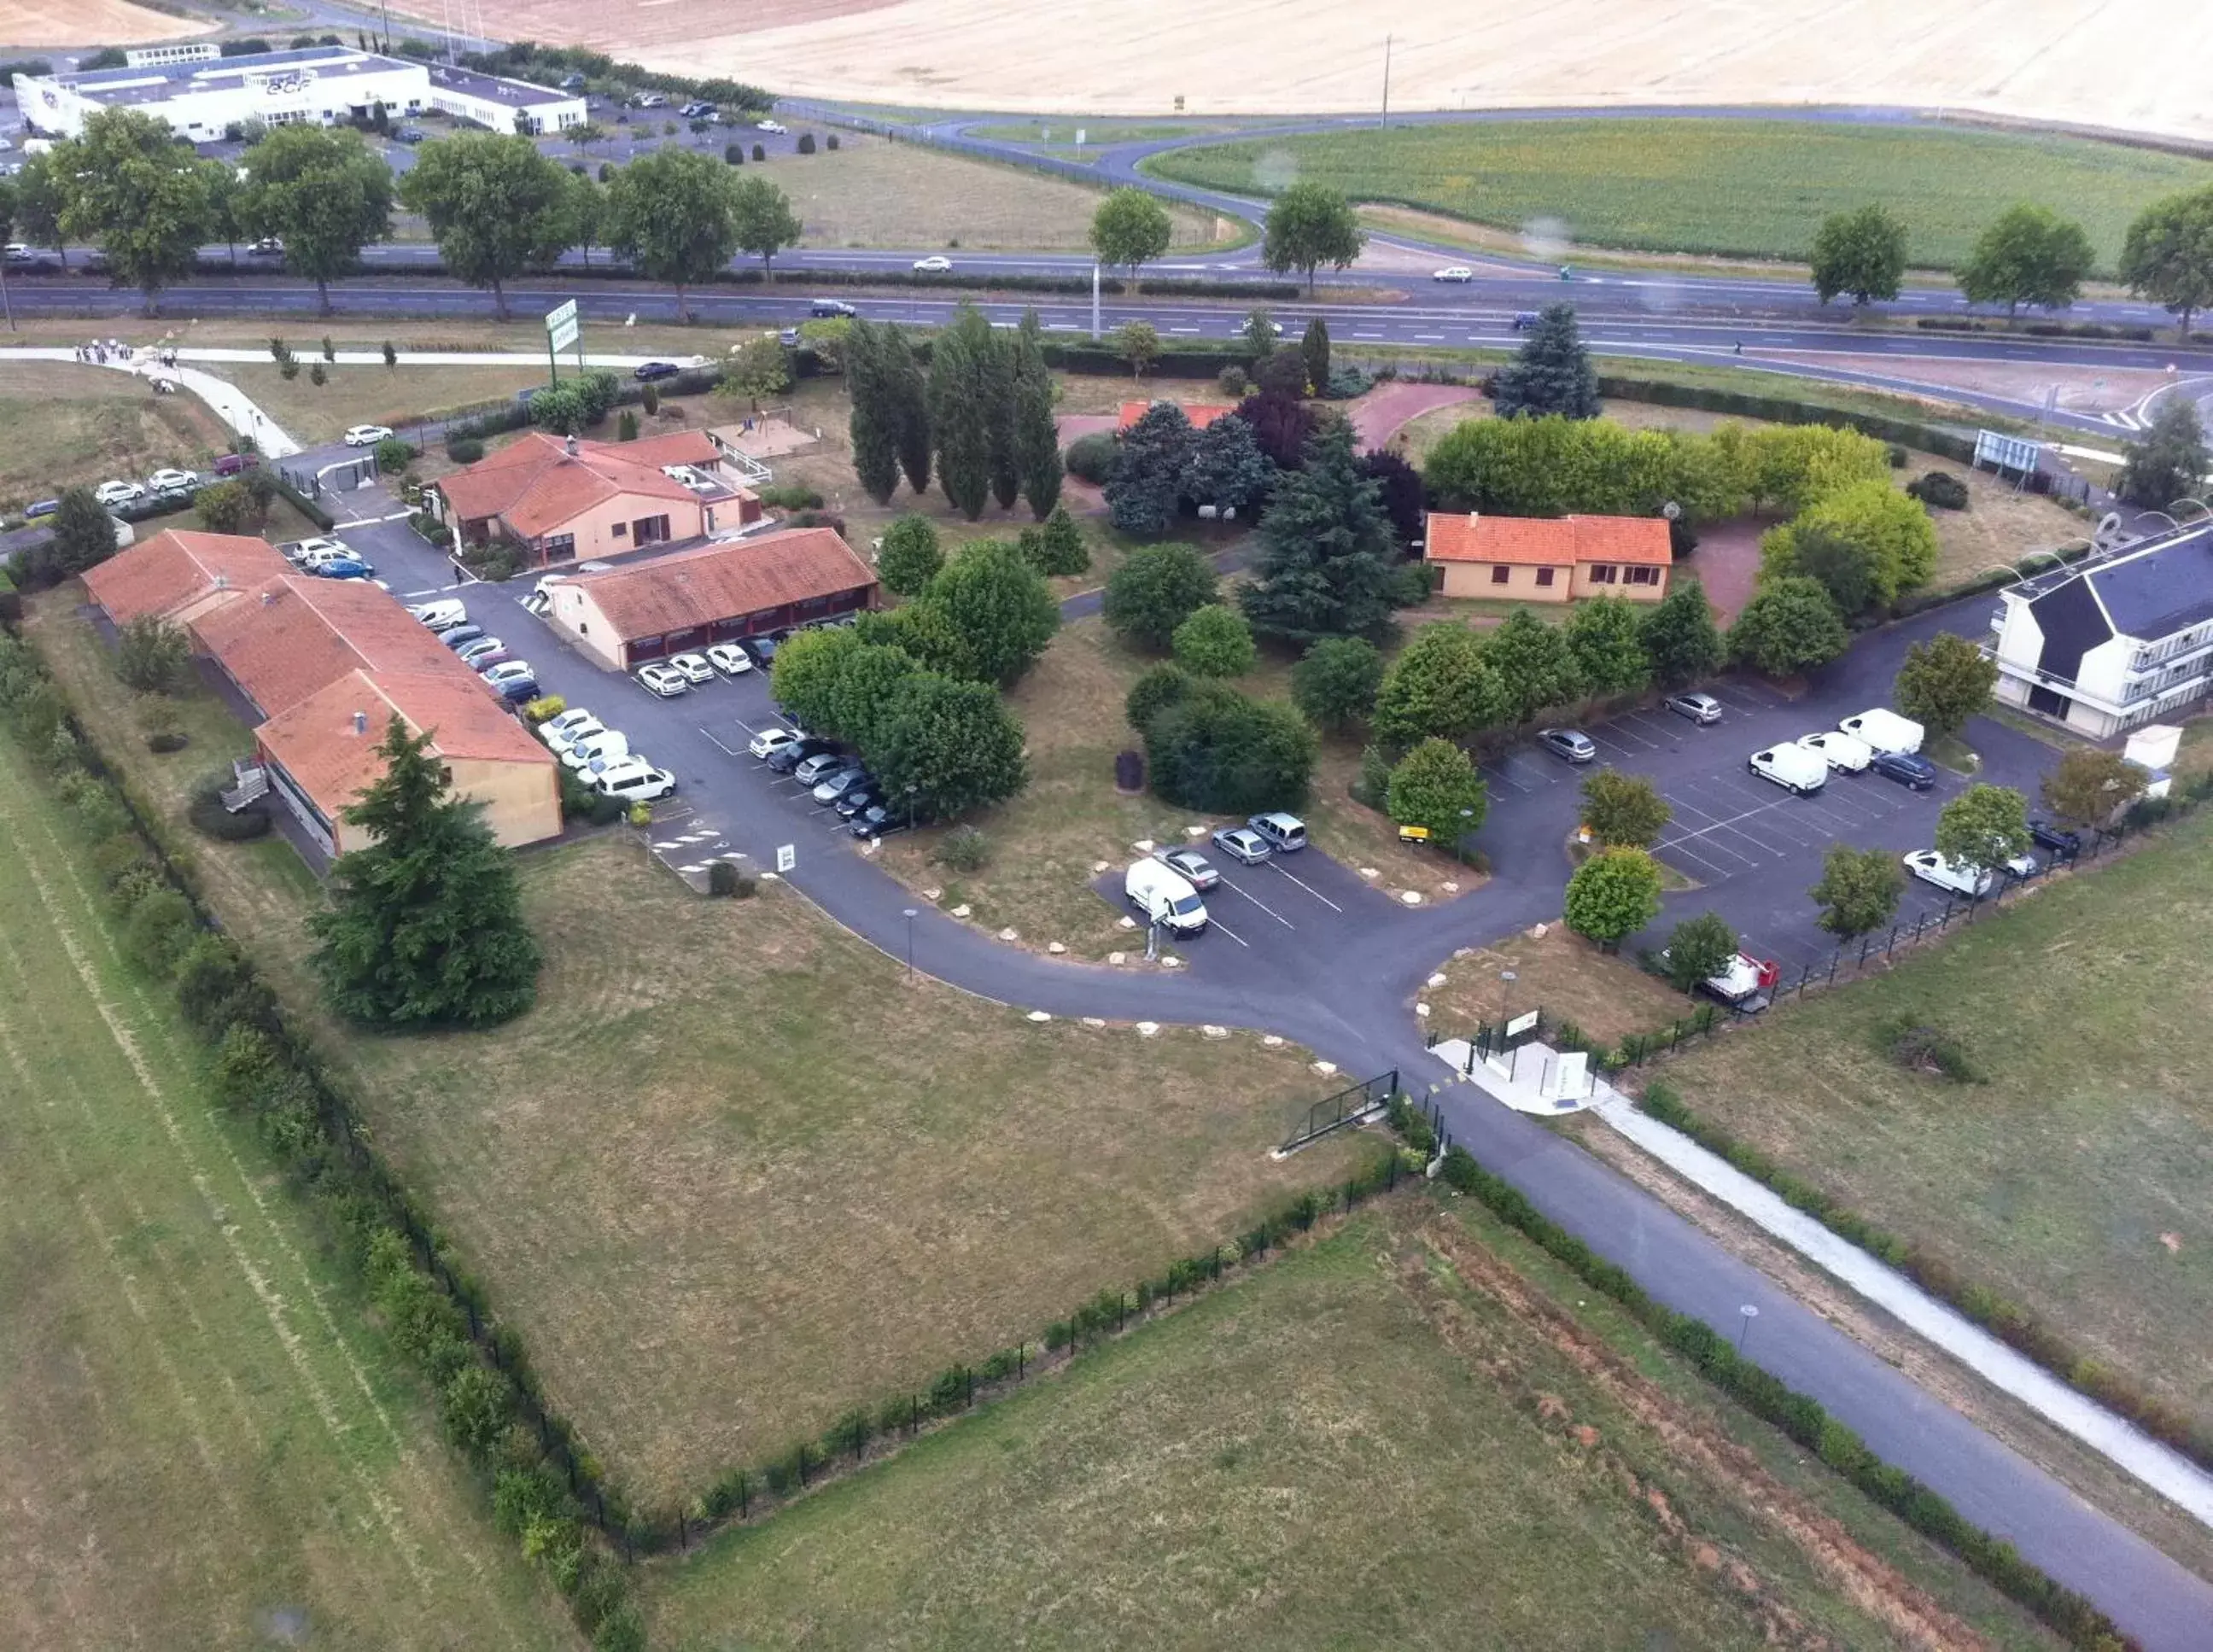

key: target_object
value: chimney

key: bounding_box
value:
[564,435,580,458]
[260,589,276,605]
[352,709,367,735]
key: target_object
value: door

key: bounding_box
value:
[2027,684,2069,718]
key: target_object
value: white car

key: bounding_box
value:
[667,651,716,685]
[563,731,630,772]
[538,709,601,753]
[1903,849,1995,900]
[756,119,786,134]
[454,636,505,665]
[912,254,952,272]
[3,242,32,262]
[94,479,144,506]
[594,758,676,802]
[636,662,691,698]
[480,660,535,689]
[342,423,394,447]
[1432,266,1474,283]
[409,598,467,629]
[290,535,353,565]
[1796,730,1871,773]
[145,467,199,491]
[705,642,753,676]
[749,727,799,761]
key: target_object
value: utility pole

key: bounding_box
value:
[1381,34,1392,128]
[1091,262,1101,342]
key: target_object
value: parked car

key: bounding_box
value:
[248,236,283,256]
[342,423,394,447]
[563,730,631,772]
[634,92,669,108]
[832,782,881,818]
[1431,266,1474,283]
[1868,749,1937,791]
[539,709,601,753]
[756,118,786,133]
[409,598,467,628]
[145,467,199,492]
[480,662,537,691]
[3,242,33,263]
[454,635,505,664]
[1538,727,1597,763]
[394,126,427,143]
[94,479,144,506]
[1511,311,1540,330]
[811,766,870,805]
[742,633,783,668]
[634,360,681,381]
[1838,707,1924,756]
[1211,825,1272,866]
[809,298,857,319]
[22,497,59,522]
[289,534,353,564]
[766,736,837,774]
[1663,691,1723,725]
[493,676,540,705]
[912,254,953,272]
[635,662,690,698]
[667,651,716,685]
[1903,849,1996,900]
[793,750,853,787]
[317,558,377,581]
[705,642,753,676]
[2029,818,2082,858]
[1796,729,1871,773]
[437,623,487,651]
[1124,858,1207,935]
[1247,811,1307,852]
[1153,847,1219,890]
[213,452,260,477]
[848,803,908,839]
[463,647,517,672]
[749,727,800,761]
[595,759,677,803]
[1747,743,1827,796]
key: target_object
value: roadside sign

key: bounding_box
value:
[1506,1009,1540,1037]
[1974,428,2042,475]
[546,298,579,352]
[775,843,796,873]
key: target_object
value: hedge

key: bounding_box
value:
[272,470,336,532]
[1915,317,2156,343]
[1593,374,1981,463]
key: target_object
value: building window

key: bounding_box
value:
[1490,565,1510,585]
[543,533,575,563]
[1625,565,1659,586]
[610,521,627,538]
[1588,564,1616,584]
[1534,567,1556,587]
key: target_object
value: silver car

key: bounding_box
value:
[1664,692,1724,725]
[1538,727,1597,763]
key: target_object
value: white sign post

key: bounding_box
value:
[1974,428,2042,481]
[545,299,581,381]
[775,843,796,873]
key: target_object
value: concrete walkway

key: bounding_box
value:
[2,346,304,459]
[1591,1092,2213,1528]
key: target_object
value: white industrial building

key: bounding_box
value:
[17,46,584,143]
[1986,519,2213,738]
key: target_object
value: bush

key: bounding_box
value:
[934,824,990,871]
[707,860,754,897]
[1102,541,1216,651]
[724,142,744,164]
[187,774,273,842]
[1215,364,1250,398]
[1171,604,1256,678]
[759,482,825,510]
[1064,430,1119,484]
[1880,1016,1986,1083]
[1143,682,1316,814]
[752,143,766,161]
[797,131,816,154]
[1906,470,1971,510]
[147,731,190,754]
[1124,661,1194,731]
[445,435,485,463]
[1323,365,1374,399]
[373,436,417,474]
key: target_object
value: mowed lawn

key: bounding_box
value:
[646,1208,2063,1650]
[1659,809,2213,1440]
[213,362,553,445]
[1146,119,2213,270]
[0,361,233,508]
[0,746,575,1649]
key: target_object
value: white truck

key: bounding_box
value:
[1702,952,1779,1012]
[1124,858,1208,937]
[1747,741,1828,795]
[1839,708,1924,755]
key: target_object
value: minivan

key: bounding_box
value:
[563,730,630,772]
[213,452,260,477]
[1124,858,1208,936]
[1247,812,1306,853]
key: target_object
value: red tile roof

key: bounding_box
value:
[256,668,552,820]
[1118,400,1236,431]
[80,529,294,625]
[1424,512,1673,569]
[435,431,705,541]
[190,575,470,716]
[571,527,878,641]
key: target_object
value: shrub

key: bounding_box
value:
[797,131,816,154]
[724,142,744,164]
[1291,635,1383,731]
[616,409,639,441]
[1906,470,1971,510]
[826,132,840,150]
[114,616,192,695]
[1064,430,1119,484]
[1143,682,1316,814]
[445,435,485,463]
[1101,541,1216,651]
[753,143,766,161]
[1880,1016,1986,1083]
[1124,661,1194,731]
[187,779,273,842]
[707,860,743,896]
[1171,604,1257,678]
[373,436,416,474]
[934,824,990,871]
[308,363,328,387]
[520,694,566,724]
[1323,365,1374,399]
[1886,443,1909,467]
[148,731,190,754]
[1215,364,1250,398]
[760,482,825,510]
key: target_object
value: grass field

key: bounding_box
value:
[213,361,554,444]
[1424,921,1695,1048]
[0,734,575,1649]
[1145,120,2213,271]
[645,1204,2064,1650]
[0,0,206,44]
[0,362,233,510]
[1657,808,2213,1446]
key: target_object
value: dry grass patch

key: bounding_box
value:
[210,362,555,444]
[0,362,233,506]
[1919,466,2091,593]
[1423,923,1693,1047]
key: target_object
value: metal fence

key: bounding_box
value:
[1282,1067,1398,1153]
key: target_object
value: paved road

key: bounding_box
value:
[296,487,2213,1645]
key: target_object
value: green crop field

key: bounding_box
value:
[0,736,575,1649]
[1144,119,2213,271]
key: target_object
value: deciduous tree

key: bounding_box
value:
[605,146,744,321]
[768,624,861,735]
[885,325,932,494]
[1113,318,1160,380]
[921,536,1059,686]
[1936,783,2032,878]
[1171,603,1257,677]
[1088,186,1171,282]
[1142,682,1317,814]
[712,334,791,411]
[930,302,996,518]
[1809,204,1907,306]
[1239,423,1397,643]
[1492,301,1598,419]
[874,513,942,595]
[1101,540,1215,650]
[1759,479,1939,611]
[2040,747,2151,830]
[1579,769,1671,848]
[1483,607,1585,723]
[1638,577,1725,687]
[1894,632,1998,737]
[1261,182,1364,294]
[1809,844,1905,938]
[1959,203,2095,320]
[865,673,1028,820]
[1387,737,1488,844]
[845,318,901,504]
[2119,184,2213,338]
[55,108,210,313]
[1011,308,1062,518]
[1563,595,1651,698]
[399,132,572,320]
[1290,635,1383,731]
[1728,576,1848,677]
[236,124,394,314]
[1663,911,1736,992]
[2117,399,2209,510]
[1371,622,1503,751]
[1563,848,1662,950]
[728,172,801,278]
[114,616,190,694]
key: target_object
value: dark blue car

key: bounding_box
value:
[1869,749,1937,791]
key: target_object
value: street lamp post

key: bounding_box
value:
[902,908,918,977]
[1737,1303,1760,1352]
[905,782,919,834]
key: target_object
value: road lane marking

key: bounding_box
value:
[1268,861,1343,911]
[1207,916,1250,948]
[1217,879,1294,928]
[696,725,742,756]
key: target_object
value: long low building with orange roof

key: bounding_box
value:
[1422,511,1673,604]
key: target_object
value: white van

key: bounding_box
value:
[1838,708,1924,755]
[1747,743,1828,795]
[563,730,630,772]
[1796,729,1871,773]
[1124,858,1208,936]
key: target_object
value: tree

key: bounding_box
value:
[875,514,942,596]
[1142,682,1317,814]
[1579,769,1671,848]
[1483,607,1585,724]
[1105,400,1194,537]
[1112,318,1160,381]
[1171,604,1256,677]
[2040,747,2151,831]
[1936,783,2031,879]
[767,624,861,735]
[845,318,900,504]
[1241,306,1279,364]
[727,172,801,281]
[606,147,743,322]
[1564,595,1651,698]
[1639,577,1725,689]
[1809,844,1905,939]
[399,133,573,320]
[1018,505,1089,576]
[200,156,242,264]
[1235,386,1317,471]
[1958,203,2095,321]
[1125,661,1194,733]
[1357,447,1424,546]
[48,487,118,575]
[1299,318,1331,396]
[15,150,67,266]
[1010,308,1061,518]
[1181,411,1275,517]
[1089,186,1171,282]
[929,303,996,519]
[921,537,1059,686]
[712,334,790,411]
[1809,204,1907,306]
[1894,632,1998,737]
[1663,911,1736,993]
[1371,622,1503,751]
[1777,523,1878,619]
[1728,577,1849,677]
[565,169,607,267]
[832,643,922,756]
[193,477,257,533]
[1492,301,1598,419]
[1562,848,1662,950]
[885,326,933,496]
[2116,399,2209,510]
[307,717,541,1028]
[1238,423,1397,644]
[1261,182,1364,294]
[1102,541,1216,651]
[236,124,394,314]
[1291,636,1383,731]
[2118,184,2213,338]
[865,674,1028,820]
[114,616,190,693]
[1758,479,1938,611]
[55,108,210,313]
[1387,738,1488,844]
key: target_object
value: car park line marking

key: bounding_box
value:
[1217,879,1295,929]
[1480,764,1530,794]
[1654,797,1801,855]
[1660,840,1737,880]
[696,726,743,756]
[1616,710,1683,742]
[1268,862,1343,912]
[1208,916,1250,948]
[1591,721,1661,752]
